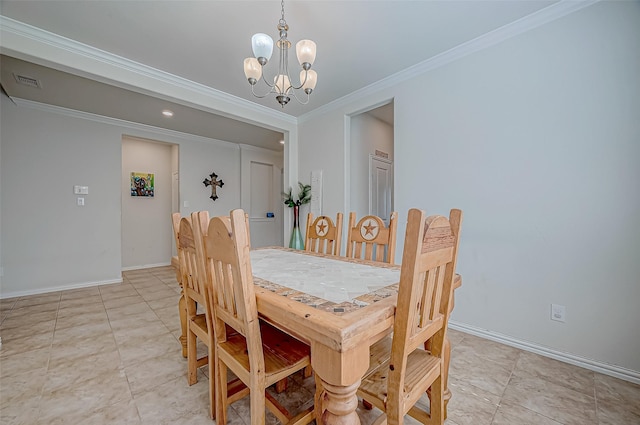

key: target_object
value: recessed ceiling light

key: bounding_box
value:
[162,109,174,117]
[279,140,285,145]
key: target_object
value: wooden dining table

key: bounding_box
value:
[248,246,462,425]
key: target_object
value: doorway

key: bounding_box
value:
[121,136,176,270]
[348,101,394,220]
[240,146,284,248]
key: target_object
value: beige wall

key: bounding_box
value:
[1,96,123,294]
[297,2,640,376]
[0,98,254,297]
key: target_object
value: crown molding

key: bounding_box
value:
[12,98,245,150]
[298,0,600,123]
[0,15,297,127]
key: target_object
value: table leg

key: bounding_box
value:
[320,380,361,425]
[312,342,369,425]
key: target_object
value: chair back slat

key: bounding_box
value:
[346,212,398,264]
[304,213,343,256]
[179,217,206,306]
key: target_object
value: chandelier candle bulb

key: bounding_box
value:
[243,58,262,84]
[244,0,317,107]
[300,70,317,93]
[296,40,316,67]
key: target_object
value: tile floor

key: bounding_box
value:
[1,266,639,425]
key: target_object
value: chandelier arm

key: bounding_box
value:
[289,88,311,105]
[258,69,277,89]
[288,69,309,91]
[250,83,277,99]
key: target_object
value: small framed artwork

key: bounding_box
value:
[131,172,154,197]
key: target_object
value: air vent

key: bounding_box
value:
[13,73,42,89]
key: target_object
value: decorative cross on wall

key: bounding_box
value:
[203,172,224,201]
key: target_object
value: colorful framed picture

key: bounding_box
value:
[131,172,154,197]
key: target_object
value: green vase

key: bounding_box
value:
[289,206,304,250]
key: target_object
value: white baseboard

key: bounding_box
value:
[0,277,123,299]
[121,262,171,272]
[449,320,640,385]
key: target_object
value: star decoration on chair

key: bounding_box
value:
[203,172,224,201]
[361,220,379,241]
[316,218,329,236]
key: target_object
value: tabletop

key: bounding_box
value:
[251,247,401,312]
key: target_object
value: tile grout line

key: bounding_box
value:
[98,273,146,424]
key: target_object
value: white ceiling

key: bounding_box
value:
[0,0,559,148]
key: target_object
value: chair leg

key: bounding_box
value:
[250,386,267,425]
[303,364,312,378]
[429,374,444,424]
[386,396,403,425]
[275,377,288,393]
[186,323,198,385]
[216,357,228,425]
[207,343,216,420]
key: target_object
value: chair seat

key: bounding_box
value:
[218,322,310,387]
[361,351,441,400]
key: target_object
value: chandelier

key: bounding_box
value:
[243,0,317,108]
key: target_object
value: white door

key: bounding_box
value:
[240,147,284,248]
[369,155,393,225]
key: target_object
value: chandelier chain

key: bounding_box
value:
[279,0,286,27]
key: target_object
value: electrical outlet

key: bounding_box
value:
[551,304,566,322]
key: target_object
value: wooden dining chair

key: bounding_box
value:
[304,212,343,256]
[204,209,315,425]
[345,212,398,264]
[178,211,217,419]
[356,208,463,425]
[172,212,188,358]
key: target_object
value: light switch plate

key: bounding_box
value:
[551,304,566,322]
[74,185,89,195]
